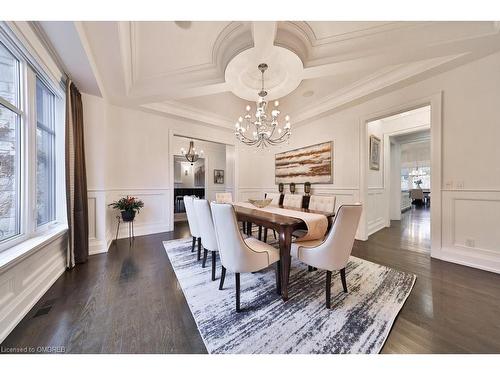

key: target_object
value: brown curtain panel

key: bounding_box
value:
[65,80,89,268]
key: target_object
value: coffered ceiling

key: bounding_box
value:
[45,21,500,129]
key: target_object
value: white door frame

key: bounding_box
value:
[168,129,237,231]
[358,92,442,258]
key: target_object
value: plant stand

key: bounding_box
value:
[115,215,135,245]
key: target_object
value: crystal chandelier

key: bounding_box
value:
[181,140,203,165]
[235,63,291,148]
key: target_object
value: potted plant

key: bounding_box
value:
[109,196,144,222]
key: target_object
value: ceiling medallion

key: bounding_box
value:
[181,140,204,165]
[235,63,291,148]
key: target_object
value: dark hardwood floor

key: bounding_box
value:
[2,206,500,353]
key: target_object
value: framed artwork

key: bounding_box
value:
[275,141,333,184]
[214,169,224,184]
[369,135,381,170]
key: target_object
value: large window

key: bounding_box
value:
[36,79,56,226]
[0,42,21,242]
[0,34,63,252]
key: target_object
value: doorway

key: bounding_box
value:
[170,134,235,231]
[364,104,433,253]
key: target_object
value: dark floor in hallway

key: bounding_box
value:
[2,207,500,353]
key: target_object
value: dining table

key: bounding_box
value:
[233,203,335,302]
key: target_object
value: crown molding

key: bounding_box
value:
[291,53,468,126]
[141,100,234,129]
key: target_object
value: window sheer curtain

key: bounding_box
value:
[65,80,88,268]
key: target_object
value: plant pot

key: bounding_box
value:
[121,210,136,222]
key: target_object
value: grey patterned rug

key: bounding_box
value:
[163,237,416,354]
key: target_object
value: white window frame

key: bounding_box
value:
[0,33,65,254]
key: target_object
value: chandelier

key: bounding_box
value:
[181,140,203,165]
[235,63,291,148]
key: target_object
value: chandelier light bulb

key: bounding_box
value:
[246,105,251,112]
[285,115,290,121]
[274,100,279,107]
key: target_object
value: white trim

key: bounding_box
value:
[358,93,443,260]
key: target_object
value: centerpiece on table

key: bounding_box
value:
[109,196,144,222]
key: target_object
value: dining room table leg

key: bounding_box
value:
[278,226,293,301]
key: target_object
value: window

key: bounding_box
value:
[0,32,64,253]
[401,166,431,190]
[36,79,56,226]
[0,42,21,242]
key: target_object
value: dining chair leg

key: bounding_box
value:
[308,265,314,272]
[326,270,332,309]
[263,228,268,243]
[211,251,216,281]
[273,230,277,239]
[258,226,262,240]
[340,268,348,293]
[197,238,201,261]
[202,248,208,268]
[275,261,282,295]
[219,266,226,290]
[235,273,241,312]
[191,236,196,253]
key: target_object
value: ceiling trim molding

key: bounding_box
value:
[291,53,468,126]
[141,100,234,129]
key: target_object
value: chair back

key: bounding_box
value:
[410,189,424,200]
[193,199,218,252]
[216,192,233,204]
[300,205,362,271]
[265,192,281,205]
[210,202,269,273]
[183,196,200,237]
[283,194,303,208]
[308,195,336,213]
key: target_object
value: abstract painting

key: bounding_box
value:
[275,141,333,184]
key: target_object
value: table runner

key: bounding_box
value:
[234,202,328,241]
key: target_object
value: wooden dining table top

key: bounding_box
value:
[233,203,335,228]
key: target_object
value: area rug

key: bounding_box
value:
[163,238,416,354]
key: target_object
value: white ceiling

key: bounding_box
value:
[42,21,500,129]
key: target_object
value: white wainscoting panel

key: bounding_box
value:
[367,188,386,236]
[88,190,109,255]
[439,190,500,273]
[106,189,172,241]
[0,232,67,343]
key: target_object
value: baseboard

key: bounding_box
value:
[434,246,500,274]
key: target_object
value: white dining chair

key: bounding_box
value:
[308,195,336,213]
[293,195,337,238]
[216,192,233,203]
[290,204,362,309]
[194,199,220,281]
[260,192,282,241]
[210,202,281,312]
[183,196,202,260]
[265,192,281,205]
[283,194,303,208]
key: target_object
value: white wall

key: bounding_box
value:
[83,96,236,254]
[239,50,500,273]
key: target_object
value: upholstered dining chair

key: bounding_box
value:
[308,195,336,213]
[265,192,281,205]
[183,196,202,260]
[210,202,281,312]
[283,194,303,208]
[194,199,219,281]
[216,192,233,204]
[260,192,282,242]
[290,204,362,309]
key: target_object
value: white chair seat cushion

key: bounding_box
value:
[291,238,325,258]
[244,237,280,265]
